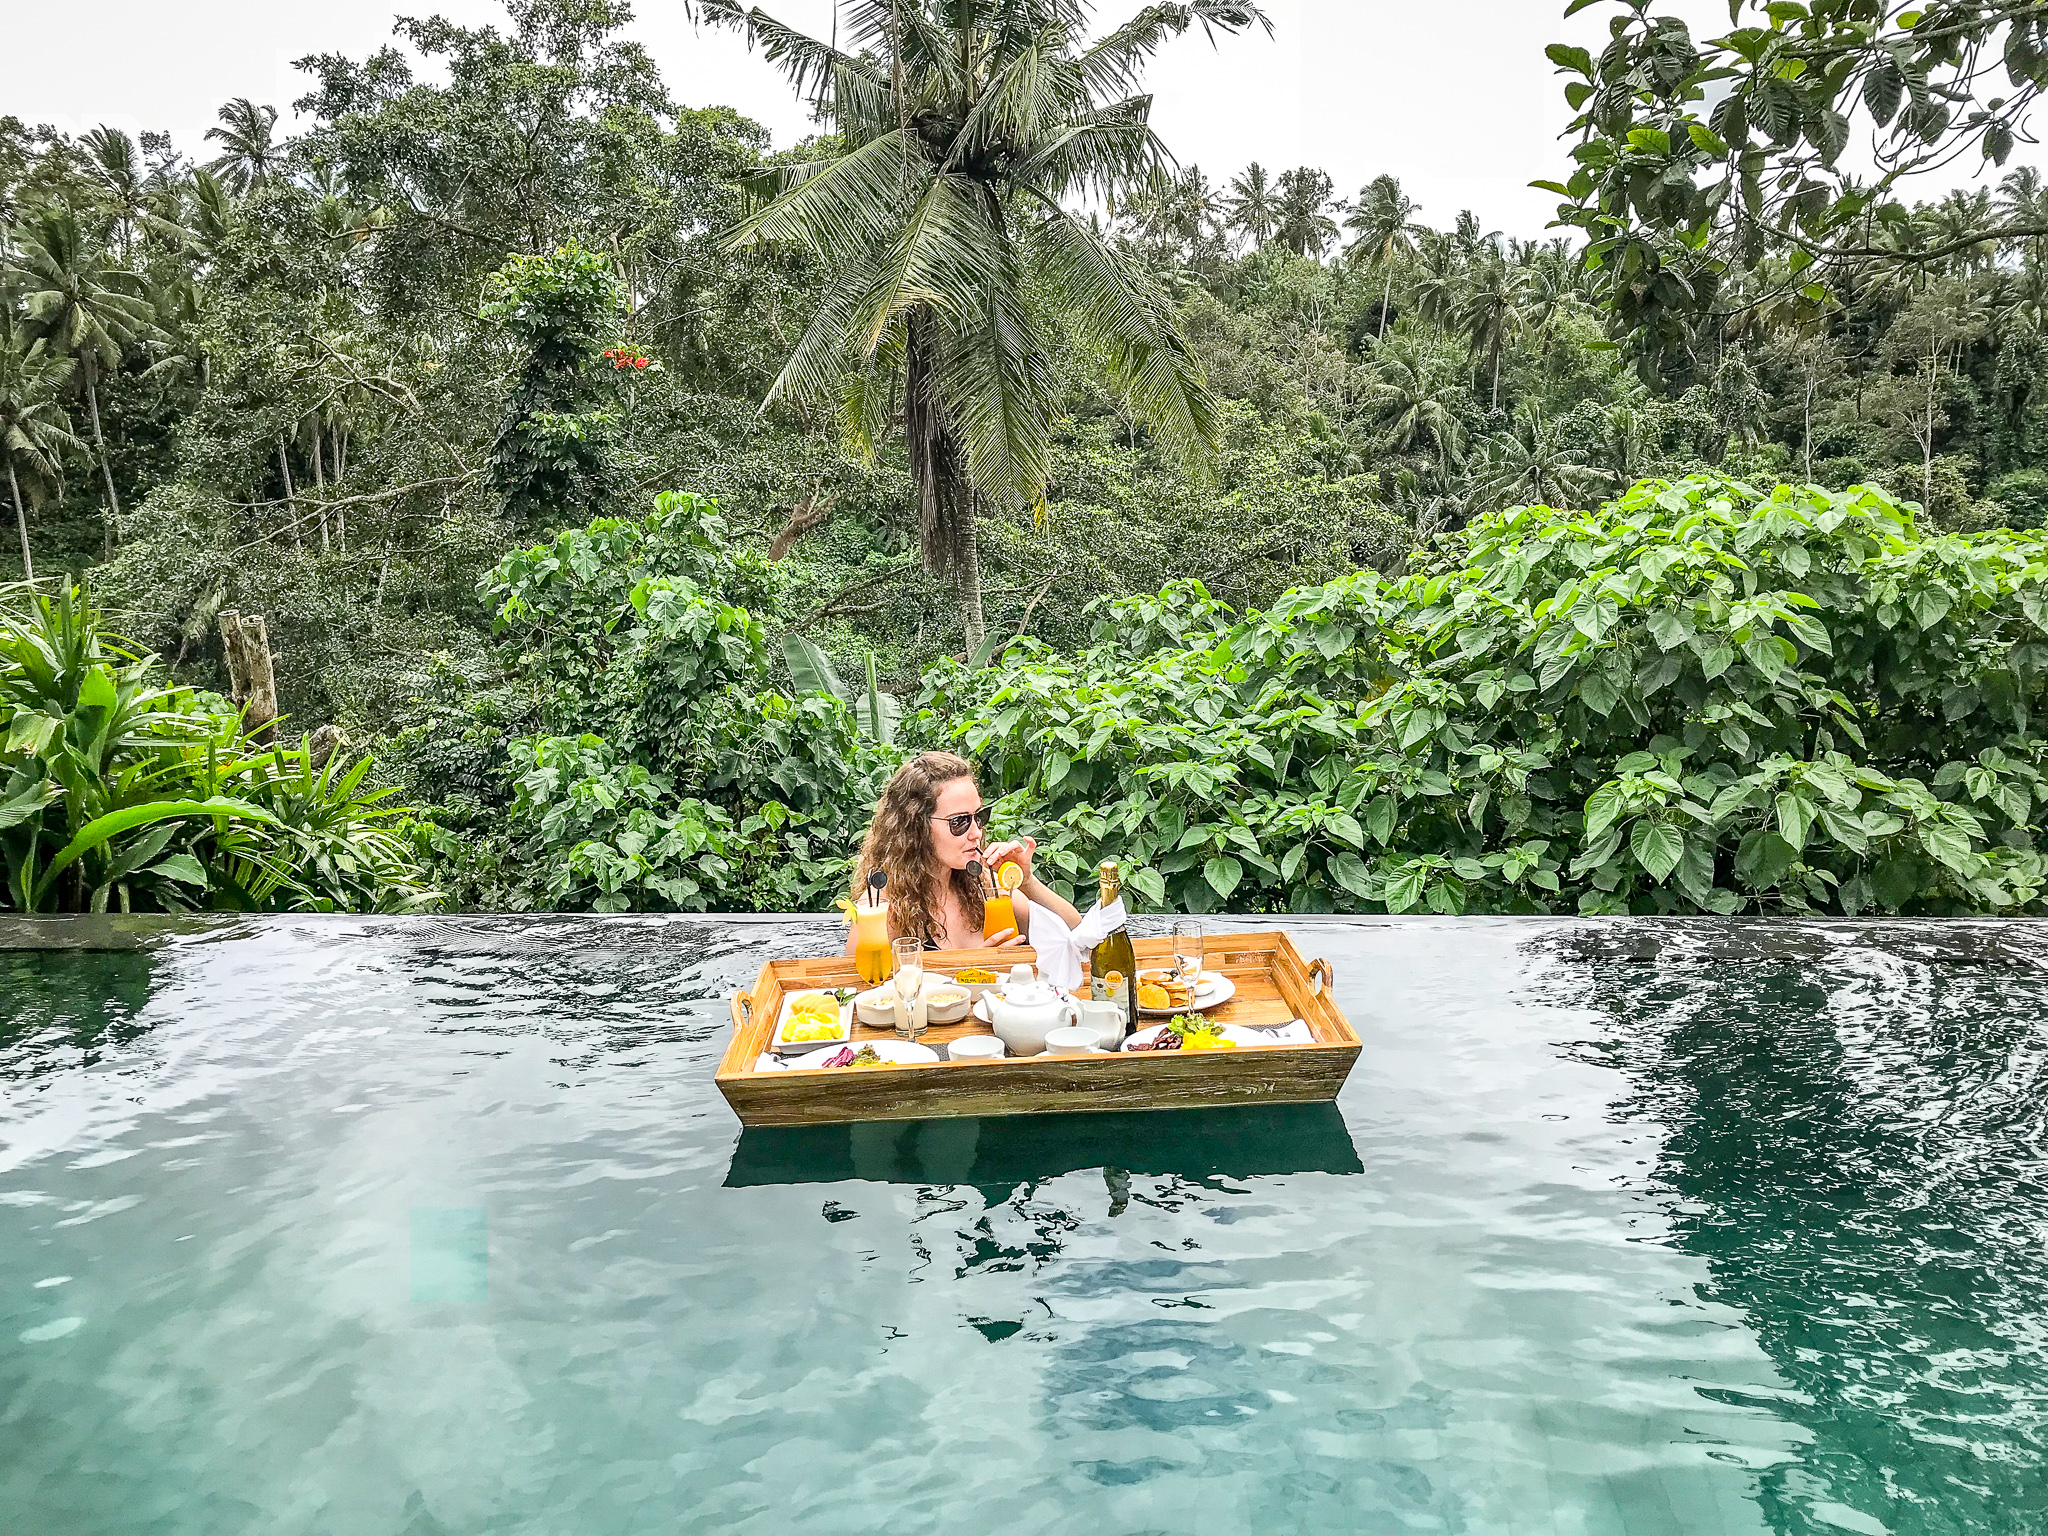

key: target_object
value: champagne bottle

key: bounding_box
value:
[1089,860,1139,1041]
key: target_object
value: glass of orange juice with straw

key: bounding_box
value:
[853,902,895,984]
[982,858,1026,943]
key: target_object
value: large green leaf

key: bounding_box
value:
[1630,820,1684,882]
[32,797,277,909]
[861,654,901,747]
[1203,853,1243,900]
[1329,850,1374,899]
[781,634,850,702]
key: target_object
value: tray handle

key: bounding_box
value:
[735,989,755,1028]
[1308,958,1334,997]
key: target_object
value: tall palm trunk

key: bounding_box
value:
[332,427,347,553]
[1803,372,1816,483]
[1379,263,1394,340]
[310,422,331,554]
[278,438,303,551]
[905,309,985,651]
[1922,363,1936,511]
[7,461,32,581]
[82,359,119,556]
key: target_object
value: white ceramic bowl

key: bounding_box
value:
[946,969,1005,999]
[1043,1025,1103,1056]
[853,985,898,1029]
[924,986,972,1025]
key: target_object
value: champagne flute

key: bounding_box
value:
[891,936,926,1040]
[1170,920,1204,998]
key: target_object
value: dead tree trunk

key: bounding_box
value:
[308,723,347,772]
[767,484,840,560]
[218,609,279,735]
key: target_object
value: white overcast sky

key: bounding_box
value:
[6,0,2035,238]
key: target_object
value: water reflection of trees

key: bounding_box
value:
[396,914,785,1065]
[0,945,161,1084]
[1547,923,2048,1536]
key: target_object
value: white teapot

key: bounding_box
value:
[982,964,1077,1057]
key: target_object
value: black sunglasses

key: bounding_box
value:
[931,805,995,838]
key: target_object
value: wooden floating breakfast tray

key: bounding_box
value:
[716,930,1359,1127]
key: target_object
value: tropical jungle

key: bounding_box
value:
[8,0,2048,919]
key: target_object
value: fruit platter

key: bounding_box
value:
[716,930,1359,1127]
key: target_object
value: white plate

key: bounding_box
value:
[782,1040,942,1070]
[1124,1020,1274,1051]
[773,991,855,1053]
[1136,973,1236,1016]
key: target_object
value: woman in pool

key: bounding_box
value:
[845,750,1082,953]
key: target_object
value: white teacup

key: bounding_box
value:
[1043,1025,1101,1056]
[947,1035,1007,1062]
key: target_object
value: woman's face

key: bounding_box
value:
[929,776,986,872]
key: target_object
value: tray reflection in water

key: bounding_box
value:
[724,1101,1363,1189]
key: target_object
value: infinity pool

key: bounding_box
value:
[2,916,2043,1535]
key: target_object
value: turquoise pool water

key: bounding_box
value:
[1,916,2042,1535]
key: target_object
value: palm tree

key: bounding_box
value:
[81,126,152,259]
[700,0,1268,647]
[1457,249,1530,409]
[1997,166,2048,264]
[1167,165,1223,264]
[1519,244,1585,355]
[180,168,239,264]
[1222,162,1279,251]
[1342,174,1421,339]
[1407,228,1463,330]
[0,316,84,580]
[1589,390,1655,488]
[205,99,282,193]
[1363,337,1467,477]
[1273,166,1337,258]
[1117,163,1216,266]
[1468,404,1604,512]
[8,209,157,543]
[1451,209,1498,262]
[1929,188,1997,273]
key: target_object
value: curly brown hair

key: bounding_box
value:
[852,751,987,947]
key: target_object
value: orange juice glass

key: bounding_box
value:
[982,859,1026,942]
[982,889,1019,943]
[854,904,896,984]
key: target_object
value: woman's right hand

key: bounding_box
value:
[982,837,1037,888]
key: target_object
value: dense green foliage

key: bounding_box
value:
[1548,1,2048,357]
[0,583,429,911]
[932,473,2048,916]
[405,491,895,911]
[9,0,2048,915]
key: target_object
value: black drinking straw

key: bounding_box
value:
[867,869,887,909]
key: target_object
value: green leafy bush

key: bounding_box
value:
[926,475,2048,917]
[479,242,629,527]
[419,493,894,912]
[0,583,430,912]
[1985,468,2048,529]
